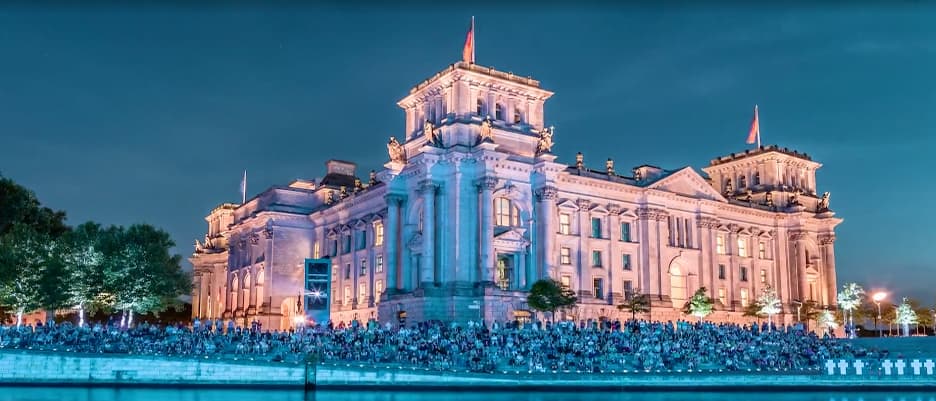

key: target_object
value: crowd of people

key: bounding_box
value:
[0,318,887,374]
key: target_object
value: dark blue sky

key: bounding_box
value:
[1,5,933,304]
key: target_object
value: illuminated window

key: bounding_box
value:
[344,286,351,305]
[592,250,603,267]
[375,255,384,273]
[622,254,632,270]
[375,280,384,302]
[716,235,726,254]
[359,284,367,304]
[560,275,571,289]
[740,288,749,307]
[495,103,504,121]
[737,237,747,257]
[621,222,632,242]
[758,241,766,259]
[593,278,604,299]
[494,198,520,227]
[559,213,571,235]
[374,222,384,246]
[718,287,727,305]
[313,242,321,259]
[560,247,572,265]
[760,269,767,284]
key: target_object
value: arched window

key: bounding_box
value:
[476,98,484,116]
[494,198,520,227]
[495,103,504,121]
[231,276,240,310]
[255,270,265,310]
[738,175,747,189]
[753,172,761,186]
[513,108,522,124]
[242,274,251,308]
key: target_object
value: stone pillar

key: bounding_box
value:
[576,199,592,297]
[192,274,202,319]
[478,176,497,285]
[792,232,808,302]
[535,186,558,279]
[385,194,402,292]
[820,234,837,306]
[419,180,437,287]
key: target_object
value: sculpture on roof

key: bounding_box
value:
[354,178,364,193]
[387,136,406,163]
[606,158,615,176]
[369,170,378,186]
[424,120,440,146]
[325,190,336,205]
[633,168,642,182]
[788,189,802,207]
[479,117,494,143]
[743,189,753,203]
[194,239,204,253]
[339,186,349,199]
[536,126,554,155]
[765,191,774,207]
[818,191,831,212]
[575,151,584,170]
[204,234,213,249]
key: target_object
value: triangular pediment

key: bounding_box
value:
[646,167,726,202]
[494,228,526,242]
[557,199,579,210]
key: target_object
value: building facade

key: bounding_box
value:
[190,60,842,330]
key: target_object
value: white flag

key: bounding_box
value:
[240,170,247,204]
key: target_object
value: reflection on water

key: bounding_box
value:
[0,389,933,401]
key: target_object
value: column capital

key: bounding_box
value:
[637,206,668,221]
[789,230,809,241]
[475,176,498,192]
[818,233,836,245]
[696,216,719,228]
[575,198,592,210]
[385,193,406,205]
[534,185,558,201]
[417,179,438,194]
[607,203,623,215]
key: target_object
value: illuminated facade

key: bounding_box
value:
[190,60,842,329]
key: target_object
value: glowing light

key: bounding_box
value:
[872,292,887,302]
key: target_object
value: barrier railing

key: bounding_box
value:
[824,359,935,377]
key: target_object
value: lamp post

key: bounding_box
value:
[872,292,887,338]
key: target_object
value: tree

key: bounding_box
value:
[617,289,651,321]
[101,224,190,327]
[795,300,821,331]
[0,174,68,238]
[0,224,47,326]
[756,285,782,331]
[743,301,766,324]
[894,297,918,337]
[61,223,106,327]
[683,287,714,321]
[817,309,838,336]
[837,283,864,338]
[527,279,577,322]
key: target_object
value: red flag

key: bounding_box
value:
[462,18,474,64]
[746,105,760,145]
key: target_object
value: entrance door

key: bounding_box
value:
[669,264,687,308]
[496,255,512,290]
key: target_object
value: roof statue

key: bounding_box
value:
[479,116,494,143]
[536,126,554,155]
[818,191,831,212]
[387,136,406,163]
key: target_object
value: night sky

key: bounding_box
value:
[1,4,933,303]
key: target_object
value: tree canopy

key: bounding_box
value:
[683,287,714,321]
[527,279,577,321]
[617,289,651,321]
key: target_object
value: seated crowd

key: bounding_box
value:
[0,318,886,373]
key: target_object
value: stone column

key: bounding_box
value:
[478,177,497,285]
[576,199,592,297]
[535,185,558,279]
[820,234,837,306]
[192,274,202,319]
[385,194,402,292]
[419,180,437,287]
[792,232,809,302]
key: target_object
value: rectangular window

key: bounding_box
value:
[343,286,351,305]
[375,255,384,273]
[375,280,384,302]
[330,239,338,256]
[359,284,367,304]
[737,237,747,257]
[668,216,675,245]
[560,247,572,265]
[620,222,631,242]
[356,230,366,250]
[359,258,367,276]
[344,263,351,280]
[716,235,726,255]
[591,217,602,238]
[560,275,571,289]
[758,241,766,259]
[592,250,603,267]
[343,235,352,254]
[718,264,726,280]
[623,280,633,299]
[374,222,384,246]
[760,269,767,284]
[622,254,632,271]
[313,242,321,259]
[684,218,692,248]
[559,213,571,235]
[740,288,749,307]
[718,287,727,305]
[593,277,604,299]
[495,198,513,227]
[740,266,748,282]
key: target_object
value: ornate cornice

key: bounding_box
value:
[418,179,438,194]
[637,207,668,221]
[607,203,623,215]
[475,176,499,192]
[789,230,809,241]
[818,233,836,245]
[696,216,719,229]
[576,198,592,210]
[534,186,558,201]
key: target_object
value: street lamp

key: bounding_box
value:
[872,292,887,338]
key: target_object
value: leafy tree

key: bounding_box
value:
[61,223,106,326]
[817,309,838,336]
[683,287,714,321]
[794,300,821,331]
[527,279,577,322]
[756,285,782,331]
[617,288,651,321]
[0,174,68,238]
[0,224,47,326]
[895,297,918,337]
[837,283,865,337]
[743,301,766,323]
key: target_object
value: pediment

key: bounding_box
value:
[646,167,726,202]
[494,228,528,242]
[557,199,579,210]
[590,205,609,215]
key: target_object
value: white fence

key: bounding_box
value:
[824,359,936,377]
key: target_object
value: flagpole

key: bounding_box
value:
[471,16,475,63]
[756,105,761,149]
